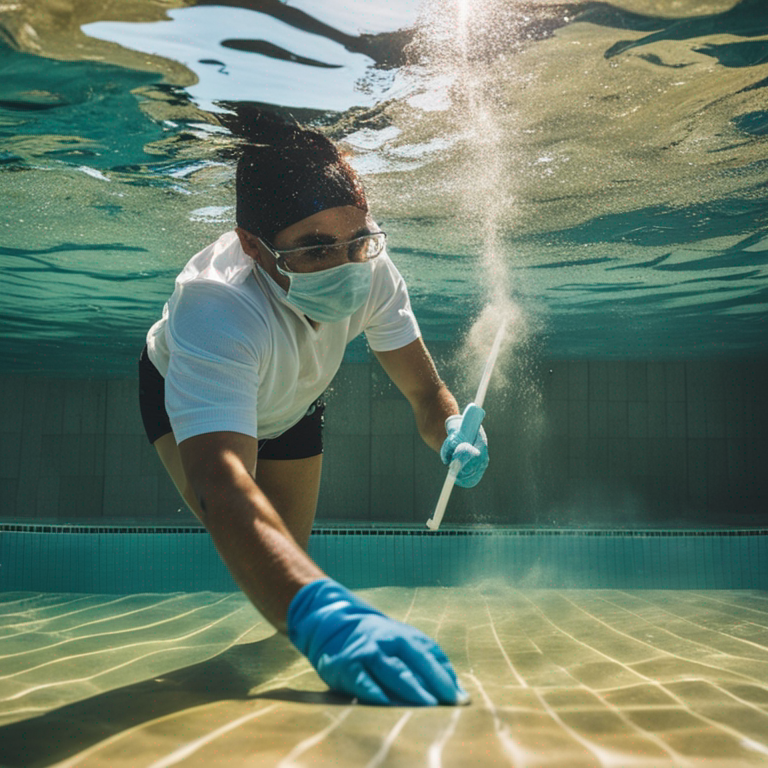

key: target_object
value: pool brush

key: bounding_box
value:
[426,318,507,531]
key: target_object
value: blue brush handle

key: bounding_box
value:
[460,402,485,442]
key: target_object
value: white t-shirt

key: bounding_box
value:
[146,230,420,443]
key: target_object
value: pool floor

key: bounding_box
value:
[1,586,767,767]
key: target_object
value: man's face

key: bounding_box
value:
[238,205,377,292]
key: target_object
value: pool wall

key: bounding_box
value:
[0,351,767,528]
[2,524,766,592]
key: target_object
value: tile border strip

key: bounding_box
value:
[1,523,766,537]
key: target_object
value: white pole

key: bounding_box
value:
[426,318,507,530]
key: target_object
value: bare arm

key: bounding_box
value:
[178,431,325,633]
[374,337,459,453]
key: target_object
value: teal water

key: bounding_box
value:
[1,0,767,376]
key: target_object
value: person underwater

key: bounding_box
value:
[138,110,489,705]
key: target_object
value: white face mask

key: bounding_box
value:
[275,259,374,324]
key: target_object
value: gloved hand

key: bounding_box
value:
[440,403,489,488]
[288,578,469,706]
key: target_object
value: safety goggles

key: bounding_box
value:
[264,232,387,273]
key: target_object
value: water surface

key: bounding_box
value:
[1,0,767,376]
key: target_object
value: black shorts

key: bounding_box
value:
[138,345,325,459]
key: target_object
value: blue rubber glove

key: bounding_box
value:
[440,403,489,488]
[288,578,469,706]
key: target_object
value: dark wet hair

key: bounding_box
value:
[218,108,367,243]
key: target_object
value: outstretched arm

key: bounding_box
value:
[178,430,324,632]
[375,337,490,489]
[179,428,468,705]
[373,337,459,452]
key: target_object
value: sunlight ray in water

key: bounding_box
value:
[0,593,241,660]
[274,707,355,768]
[427,706,463,768]
[145,703,283,768]
[464,671,535,766]
[362,710,413,768]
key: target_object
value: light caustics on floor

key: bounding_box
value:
[1,587,768,767]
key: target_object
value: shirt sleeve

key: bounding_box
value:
[363,253,421,352]
[163,281,268,443]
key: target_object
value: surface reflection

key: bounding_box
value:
[0,0,767,374]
